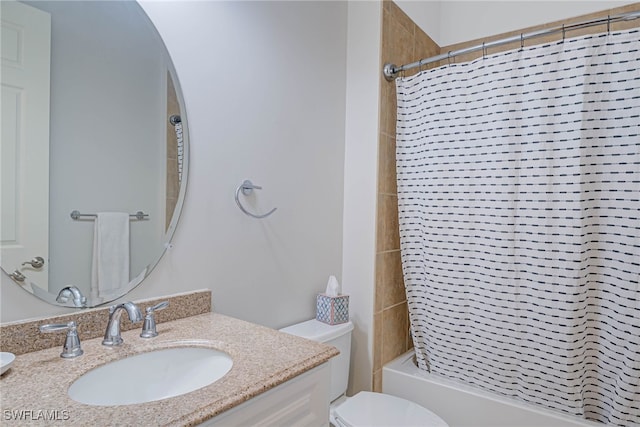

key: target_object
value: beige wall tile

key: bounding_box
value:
[372,1,441,383]
[381,302,408,364]
[166,73,181,231]
[376,250,405,313]
[379,77,391,136]
[376,194,400,253]
[373,368,383,393]
[373,311,382,372]
[385,0,415,36]
[379,250,405,309]
[382,5,415,75]
[375,253,383,313]
[378,133,397,195]
[414,26,441,71]
[379,79,397,137]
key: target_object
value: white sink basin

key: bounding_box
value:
[68,347,233,406]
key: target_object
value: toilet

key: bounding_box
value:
[280,319,449,427]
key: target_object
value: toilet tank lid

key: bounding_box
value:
[279,319,354,343]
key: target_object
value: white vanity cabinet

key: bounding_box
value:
[201,362,330,427]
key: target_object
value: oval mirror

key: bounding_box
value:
[0,0,188,308]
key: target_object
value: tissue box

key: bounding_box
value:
[316,293,349,325]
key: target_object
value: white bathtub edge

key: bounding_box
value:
[382,350,602,427]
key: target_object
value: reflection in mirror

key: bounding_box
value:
[0,1,188,308]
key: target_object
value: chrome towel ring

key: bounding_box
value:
[235,180,277,219]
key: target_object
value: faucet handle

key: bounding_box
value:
[140,301,169,338]
[147,301,169,314]
[39,321,83,358]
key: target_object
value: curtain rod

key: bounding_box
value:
[383,10,640,81]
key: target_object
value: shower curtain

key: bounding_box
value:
[395,28,639,425]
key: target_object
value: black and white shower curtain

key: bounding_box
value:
[395,28,639,425]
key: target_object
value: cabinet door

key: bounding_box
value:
[203,363,330,427]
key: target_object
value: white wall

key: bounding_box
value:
[397,1,636,47]
[342,0,382,395]
[1,1,348,328]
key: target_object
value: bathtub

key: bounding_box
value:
[382,351,603,427]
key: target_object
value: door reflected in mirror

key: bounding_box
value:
[0,0,188,308]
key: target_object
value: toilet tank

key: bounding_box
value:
[280,319,353,402]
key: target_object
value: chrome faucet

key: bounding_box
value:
[56,286,86,307]
[102,302,143,346]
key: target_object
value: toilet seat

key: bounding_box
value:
[332,392,449,427]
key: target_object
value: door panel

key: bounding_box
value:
[1,1,51,290]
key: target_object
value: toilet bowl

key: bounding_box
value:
[279,319,449,427]
[331,391,448,427]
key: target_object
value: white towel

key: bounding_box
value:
[90,212,130,300]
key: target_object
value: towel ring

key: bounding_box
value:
[235,180,277,219]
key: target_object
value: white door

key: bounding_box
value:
[1,1,51,290]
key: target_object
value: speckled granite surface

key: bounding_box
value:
[0,312,338,426]
[0,290,211,356]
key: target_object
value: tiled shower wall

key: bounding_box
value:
[373,0,638,392]
[373,0,440,392]
[166,73,180,231]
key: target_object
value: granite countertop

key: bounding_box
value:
[0,312,338,426]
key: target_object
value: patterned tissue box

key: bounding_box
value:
[316,293,349,325]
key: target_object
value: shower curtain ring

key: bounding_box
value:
[562,24,566,42]
[447,51,452,66]
[482,43,486,59]
[607,15,611,34]
[520,33,524,50]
